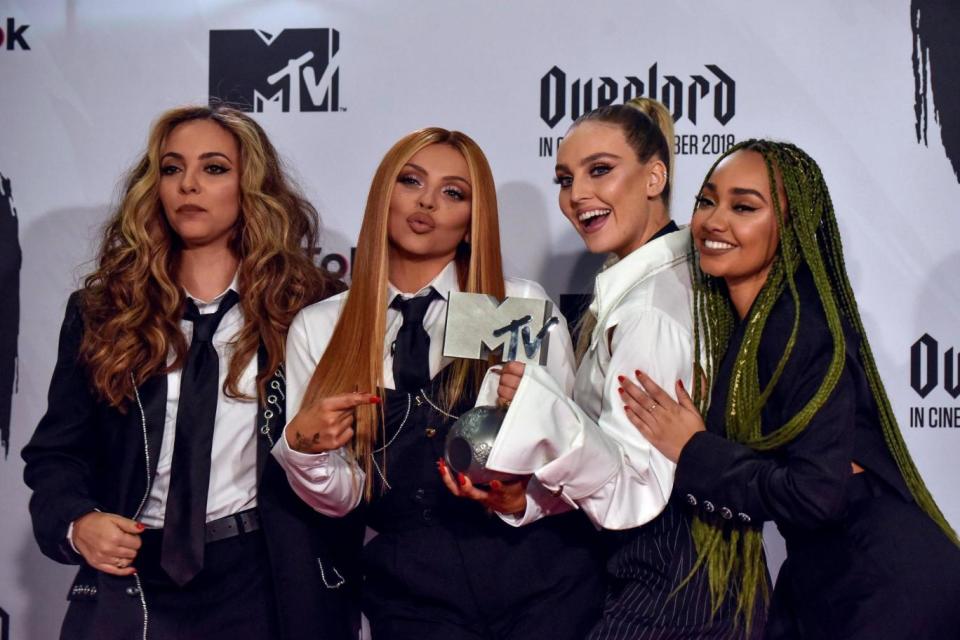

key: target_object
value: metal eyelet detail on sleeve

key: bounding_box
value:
[259,368,285,448]
[737,512,752,523]
[685,493,697,507]
[702,500,715,513]
[720,507,733,520]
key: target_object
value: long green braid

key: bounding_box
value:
[686,139,959,631]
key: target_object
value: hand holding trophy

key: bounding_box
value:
[438,292,559,513]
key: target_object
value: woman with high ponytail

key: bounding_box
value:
[484,98,747,638]
[620,140,960,638]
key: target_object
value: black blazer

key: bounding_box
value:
[22,292,363,640]
[673,266,911,539]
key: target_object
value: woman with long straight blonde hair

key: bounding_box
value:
[273,127,604,639]
[22,105,355,640]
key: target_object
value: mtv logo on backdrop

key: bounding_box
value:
[209,29,340,113]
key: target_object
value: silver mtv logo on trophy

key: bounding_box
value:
[442,293,560,483]
[442,292,559,366]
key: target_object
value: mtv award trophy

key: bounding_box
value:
[442,292,559,484]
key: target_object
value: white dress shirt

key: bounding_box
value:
[138,276,260,528]
[485,227,696,530]
[271,260,577,518]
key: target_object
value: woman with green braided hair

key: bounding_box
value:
[620,139,960,638]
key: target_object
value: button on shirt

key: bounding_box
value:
[272,260,577,517]
[138,277,260,528]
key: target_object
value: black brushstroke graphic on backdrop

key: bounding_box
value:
[0,604,8,640]
[0,173,21,458]
[912,0,960,182]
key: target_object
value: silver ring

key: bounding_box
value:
[649,404,657,411]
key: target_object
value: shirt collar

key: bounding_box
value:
[589,225,691,321]
[387,259,460,302]
[184,271,240,309]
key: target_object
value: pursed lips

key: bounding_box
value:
[407,212,436,233]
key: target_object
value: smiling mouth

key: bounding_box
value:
[577,208,611,233]
[702,239,736,251]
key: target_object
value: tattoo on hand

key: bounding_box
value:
[294,431,311,452]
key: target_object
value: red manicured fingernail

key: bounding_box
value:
[635,369,642,377]
[369,396,381,404]
[490,480,503,490]
[624,405,630,412]
[617,375,625,383]
[136,522,145,531]
[677,379,685,390]
[618,387,624,394]
[458,473,467,487]
[131,569,137,575]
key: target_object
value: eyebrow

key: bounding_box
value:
[731,187,768,202]
[702,182,768,202]
[402,162,470,186]
[580,152,621,166]
[160,151,234,162]
[555,151,622,174]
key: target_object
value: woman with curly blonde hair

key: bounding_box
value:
[23,104,357,640]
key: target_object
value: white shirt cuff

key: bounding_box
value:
[497,475,575,527]
[271,426,363,517]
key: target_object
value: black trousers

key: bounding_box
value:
[362,511,604,640]
[766,473,960,639]
[62,527,279,640]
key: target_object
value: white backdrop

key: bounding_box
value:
[2,1,959,638]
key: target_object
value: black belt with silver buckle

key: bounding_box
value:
[204,509,261,543]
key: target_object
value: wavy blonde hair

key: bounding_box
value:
[302,128,505,497]
[79,104,339,407]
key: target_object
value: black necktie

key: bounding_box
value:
[391,289,441,392]
[161,289,240,586]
